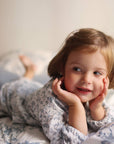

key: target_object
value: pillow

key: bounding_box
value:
[0,68,20,89]
[0,50,53,86]
[106,89,114,106]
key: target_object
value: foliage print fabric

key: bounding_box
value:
[0,78,114,144]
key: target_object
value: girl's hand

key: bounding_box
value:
[52,78,82,106]
[52,78,88,135]
[89,77,109,120]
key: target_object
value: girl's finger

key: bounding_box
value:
[52,78,59,94]
[102,77,109,97]
[105,76,109,89]
[52,78,63,97]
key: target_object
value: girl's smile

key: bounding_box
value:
[64,49,107,102]
[77,87,92,95]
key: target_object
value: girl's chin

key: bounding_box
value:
[77,95,90,103]
[75,92,94,103]
[80,99,88,103]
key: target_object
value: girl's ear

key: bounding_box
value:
[105,76,109,89]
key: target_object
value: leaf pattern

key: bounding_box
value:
[0,78,114,144]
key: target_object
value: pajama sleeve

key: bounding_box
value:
[0,79,87,143]
[86,103,114,131]
[26,81,88,144]
[39,104,87,144]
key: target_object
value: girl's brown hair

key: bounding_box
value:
[48,28,114,89]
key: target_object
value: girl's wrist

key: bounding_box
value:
[90,103,102,112]
[69,100,83,109]
[68,103,88,135]
[90,105,105,121]
[69,101,85,114]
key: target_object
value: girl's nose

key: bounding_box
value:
[81,73,92,84]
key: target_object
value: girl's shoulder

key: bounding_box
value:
[39,79,53,91]
[35,79,54,97]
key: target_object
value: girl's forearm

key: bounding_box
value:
[90,106,105,121]
[69,105,88,135]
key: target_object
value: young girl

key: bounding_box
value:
[0,28,114,144]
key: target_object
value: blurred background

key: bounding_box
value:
[0,0,114,57]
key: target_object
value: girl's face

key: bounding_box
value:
[64,49,108,103]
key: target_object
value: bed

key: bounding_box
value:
[0,50,114,144]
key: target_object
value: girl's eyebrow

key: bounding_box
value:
[70,63,81,67]
[70,61,81,65]
[95,67,107,73]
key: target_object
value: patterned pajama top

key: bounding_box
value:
[0,78,114,144]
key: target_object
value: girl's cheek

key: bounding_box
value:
[99,79,104,93]
[95,79,104,94]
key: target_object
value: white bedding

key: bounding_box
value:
[0,50,114,144]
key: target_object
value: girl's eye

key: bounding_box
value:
[94,71,102,76]
[73,67,81,72]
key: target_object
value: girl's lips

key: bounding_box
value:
[77,87,92,94]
